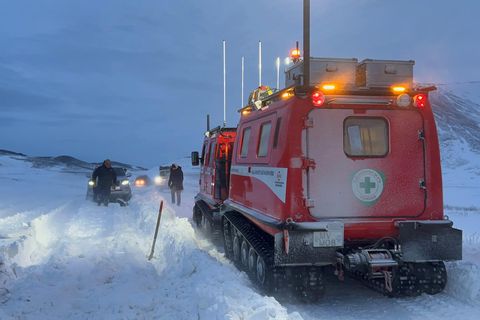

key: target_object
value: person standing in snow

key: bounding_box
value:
[92,159,117,206]
[168,163,184,206]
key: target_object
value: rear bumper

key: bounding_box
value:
[273,219,462,266]
[110,190,132,201]
[86,186,132,202]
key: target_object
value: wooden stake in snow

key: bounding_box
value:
[148,200,164,260]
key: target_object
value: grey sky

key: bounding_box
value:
[1,0,479,166]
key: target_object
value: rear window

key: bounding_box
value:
[344,117,388,157]
[257,122,272,157]
[208,142,216,166]
[240,127,251,157]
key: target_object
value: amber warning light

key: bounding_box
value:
[290,48,301,61]
[321,84,336,91]
[392,86,406,93]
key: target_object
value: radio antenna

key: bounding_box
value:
[223,40,227,126]
[241,56,245,107]
[276,57,280,89]
[303,0,310,90]
[258,41,262,86]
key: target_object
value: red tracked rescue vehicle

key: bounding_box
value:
[191,57,462,300]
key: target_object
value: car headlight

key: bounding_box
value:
[154,176,164,185]
[121,180,129,186]
[88,180,95,186]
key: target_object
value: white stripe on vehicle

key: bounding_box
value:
[230,165,288,203]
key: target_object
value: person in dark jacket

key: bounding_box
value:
[92,159,117,206]
[168,163,184,206]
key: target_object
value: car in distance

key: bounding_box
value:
[153,165,170,188]
[86,167,132,206]
[134,174,152,187]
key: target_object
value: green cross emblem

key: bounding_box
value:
[359,177,376,194]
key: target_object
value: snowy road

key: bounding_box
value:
[0,155,479,319]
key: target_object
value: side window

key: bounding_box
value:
[257,122,272,157]
[209,142,216,166]
[200,143,206,165]
[204,142,211,166]
[240,127,251,157]
[273,117,282,149]
[344,117,388,157]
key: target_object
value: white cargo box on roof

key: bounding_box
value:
[285,57,358,88]
[356,59,414,89]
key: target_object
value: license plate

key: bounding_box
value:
[113,186,121,191]
[313,223,344,247]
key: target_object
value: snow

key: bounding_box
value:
[1,153,480,320]
[0,156,298,319]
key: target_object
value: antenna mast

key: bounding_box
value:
[276,57,280,89]
[241,56,245,107]
[303,0,310,90]
[258,41,262,86]
[223,40,227,126]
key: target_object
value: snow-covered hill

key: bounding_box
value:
[430,83,480,207]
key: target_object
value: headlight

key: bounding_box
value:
[121,180,129,186]
[154,176,164,185]
[88,180,95,186]
[135,179,145,186]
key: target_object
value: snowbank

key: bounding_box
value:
[0,155,299,319]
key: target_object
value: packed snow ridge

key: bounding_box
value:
[0,156,301,319]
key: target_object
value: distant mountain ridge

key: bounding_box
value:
[0,150,147,172]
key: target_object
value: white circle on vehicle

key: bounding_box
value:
[396,93,411,107]
[352,169,384,203]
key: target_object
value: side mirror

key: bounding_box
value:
[85,173,91,178]
[126,172,132,177]
[191,151,200,166]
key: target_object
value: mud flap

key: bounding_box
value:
[398,221,462,262]
[274,231,339,266]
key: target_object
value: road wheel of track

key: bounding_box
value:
[256,255,270,288]
[240,239,250,269]
[233,234,241,263]
[223,219,234,259]
[248,247,257,275]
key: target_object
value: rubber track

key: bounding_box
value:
[224,211,324,300]
[195,202,221,242]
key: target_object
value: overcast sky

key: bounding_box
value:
[1,0,479,166]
